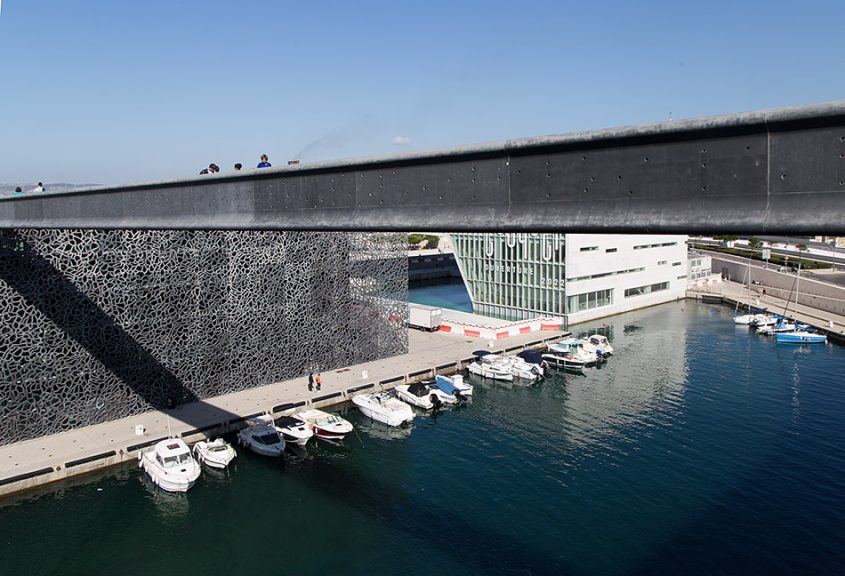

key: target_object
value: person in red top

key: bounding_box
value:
[315,373,322,391]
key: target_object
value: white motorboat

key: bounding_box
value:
[139,438,202,493]
[275,414,314,445]
[192,438,237,469]
[549,339,598,365]
[733,313,756,325]
[584,334,614,357]
[467,351,514,381]
[237,415,286,456]
[435,374,473,397]
[542,351,587,372]
[751,314,779,328]
[395,381,458,409]
[296,409,354,441]
[500,355,544,380]
[352,390,415,427]
[756,319,796,336]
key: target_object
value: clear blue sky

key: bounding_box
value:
[1,0,843,185]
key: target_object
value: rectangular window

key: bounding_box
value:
[580,246,598,252]
[568,267,644,282]
[658,260,667,265]
[634,242,678,250]
[605,248,617,253]
[567,288,613,313]
[677,275,687,280]
[672,261,682,266]
[624,281,670,298]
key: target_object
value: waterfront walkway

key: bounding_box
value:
[688,280,845,341]
[0,326,567,496]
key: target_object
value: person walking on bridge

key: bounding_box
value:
[257,154,271,168]
[315,373,322,391]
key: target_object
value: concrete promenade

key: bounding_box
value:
[688,280,845,342]
[0,326,567,496]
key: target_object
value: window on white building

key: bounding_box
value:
[624,282,670,297]
[567,288,613,313]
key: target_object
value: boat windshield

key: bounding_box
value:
[163,452,191,468]
[255,432,280,445]
[208,444,228,452]
[315,414,340,426]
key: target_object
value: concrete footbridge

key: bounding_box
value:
[2,101,845,234]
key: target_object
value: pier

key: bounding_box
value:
[0,324,567,496]
[687,280,845,343]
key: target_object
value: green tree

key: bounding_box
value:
[796,243,808,252]
[424,235,440,249]
[749,237,762,251]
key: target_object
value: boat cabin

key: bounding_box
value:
[154,440,193,469]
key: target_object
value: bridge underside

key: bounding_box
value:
[0,230,407,445]
[2,102,845,234]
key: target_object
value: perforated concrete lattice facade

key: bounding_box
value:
[0,230,408,446]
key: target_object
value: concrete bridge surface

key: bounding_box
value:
[2,101,845,234]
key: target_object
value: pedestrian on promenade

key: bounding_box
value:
[315,373,322,391]
[308,371,314,391]
[234,163,242,171]
[14,186,23,194]
[31,182,45,193]
[257,154,271,168]
[200,163,220,175]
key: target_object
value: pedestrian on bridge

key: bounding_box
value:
[315,373,322,391]
[308,371,314,391]
[257,154,271,168]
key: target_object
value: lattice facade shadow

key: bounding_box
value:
[0,230,408,445]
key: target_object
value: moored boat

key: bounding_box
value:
[352,390,415,427]
[549,338,599,366]
[435,374,473,397]
[542,351,587,373]
[395,381,457,409]
[139,438,202,493]
[237,415,286,456]
[467,351,514,382]
[192,438,237,469]
[585,334,614,357]
[275,414,314,445]
[775,329,827,344]
[296,409,354,441]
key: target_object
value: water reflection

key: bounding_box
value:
[354,418,415,441]
[138,475,190,520]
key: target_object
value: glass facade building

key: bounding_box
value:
[451,233,689,325]
[450,233,566,319]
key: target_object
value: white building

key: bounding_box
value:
[450,233,688,326]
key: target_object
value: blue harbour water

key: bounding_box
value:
[2,295,845,575]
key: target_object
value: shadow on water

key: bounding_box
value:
[0,230,240,428]
[626,447,845,576]
[288,444,569,575]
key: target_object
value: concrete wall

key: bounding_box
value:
[712,256,845,316]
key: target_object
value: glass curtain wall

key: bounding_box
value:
[451,233,566,320]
